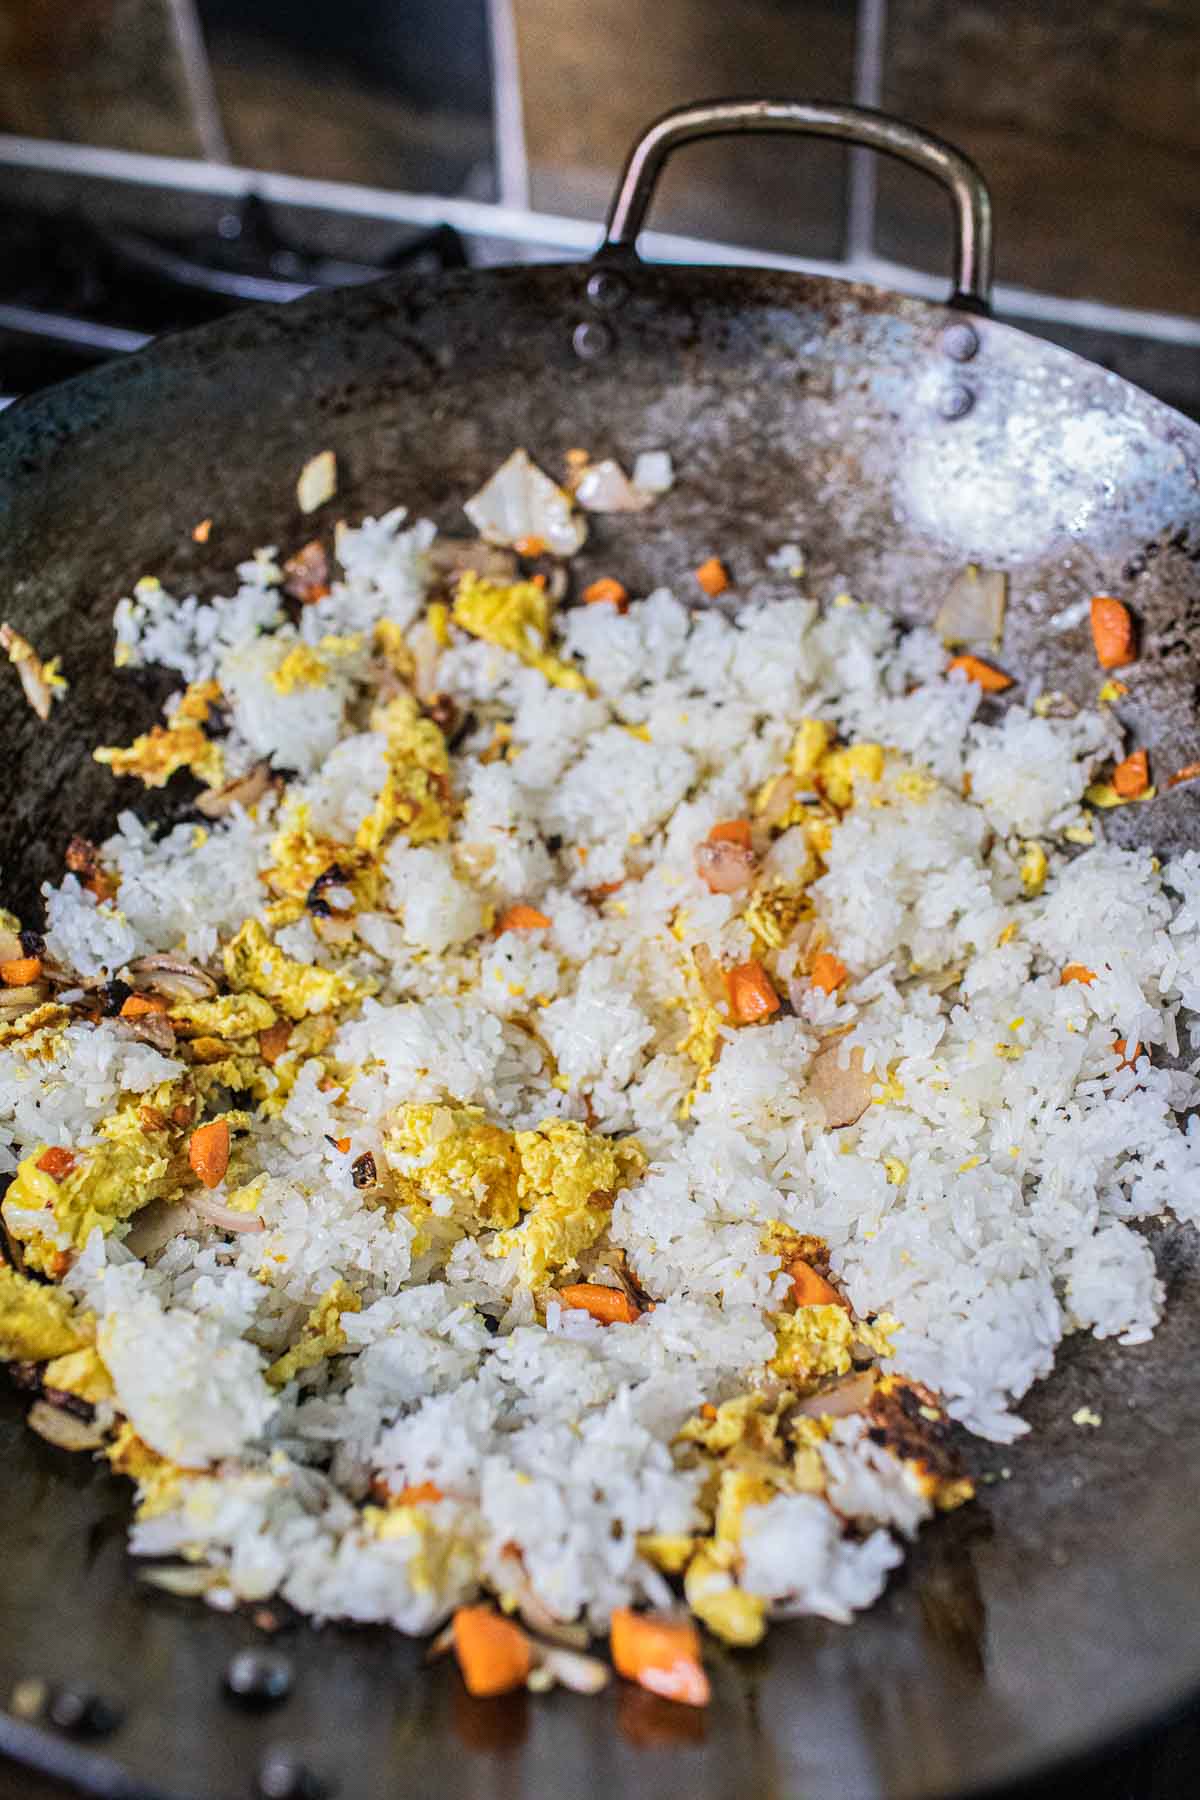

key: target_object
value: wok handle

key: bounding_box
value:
[599,98,993,312]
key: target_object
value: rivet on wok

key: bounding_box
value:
[586,268,628,310]
[938,384,975,420]
[572,319,614,361]
[940,321,979,363]
[225,1648,294,1705]
[47,1688,123,1736]
[256,1746,329,1799]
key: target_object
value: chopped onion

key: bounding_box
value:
[694,839,756,894]
[464,449,587,557]
[184,1191,264,1234]
[126,954,217,999]
[533,1644,611,1694]
[807,1041,874,1128]
[115,1014,176,1053]
[575,458,655,514]
[26,1399,105,1452]
[631,449,673,495]
[760,772,799,828]
[935,565,1007,648]
[296,449,337,515]
[425,537,518,584]
[792,1369,875,1419]
[692,942,729,1009]
[125,1200,198,1260]
[140,1564,222,1597]
[196,762,274,819]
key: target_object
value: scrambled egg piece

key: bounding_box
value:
[1019,841,1048,895]
[490,1120,646,1286]
[270,643,329,694]
[0,1003,70,1051]
[94,679,224,789]
[3,1085,191,1275]
[818,742,885,810]
[361,1502,479,1598]
[43,1344,113,1403]
[684,1546,767,1647]
[743,881,813,952]
[789,718,833,783]
[0,1264,90,1361]
[263,802,381,911]
[266,1278,361,1388]
[867,1375,975,1512]
[356,694,453,853]
[386,1104,523,1233]
[223,918,374,1020]
[453,572,588,693]
[770,1305,855,1384]
[171,993,278,1039]
[107,1422,186,1516]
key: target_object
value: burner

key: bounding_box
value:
[0,198,469,397]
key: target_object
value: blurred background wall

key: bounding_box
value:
[0,0,1194,406]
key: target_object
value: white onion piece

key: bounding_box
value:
[694,839,756,894]
[935,565,1007,647]
[807,1042,875,1128]
[575,458,654,514]
[296,449,337,514]
[184,1191,264,1233]
[534,1645,611,1694]
[792,1369,875,1419]
[463,448,586,556]
[27,1400,105,1452]
[631,449,673,495]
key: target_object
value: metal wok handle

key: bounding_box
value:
[599,98,994,312]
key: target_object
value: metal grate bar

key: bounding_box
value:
[0,134,1196,346]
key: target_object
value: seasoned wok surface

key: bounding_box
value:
[0,262,1198,1799]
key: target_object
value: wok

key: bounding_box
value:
[0,100,1198,1800]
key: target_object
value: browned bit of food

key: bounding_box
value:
[282,540,331,604]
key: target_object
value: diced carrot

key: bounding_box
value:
[1112,749,1150,798]
[708,819,753,850]
[36,1146,76,1181]
[1169,761,1200,789]
[810,951,848,994]
[789,1258,847,1309]
[588,880,624,899]
[557,1283,640,1325]
[1061,963,1097,986]
[191,517,213,544]
[188,1118,230,1190]
[0,956,42,987]
[1114,1037,1142,1071]
[726,959,780,1024]
[1090,595,1135,670]
[694,557,729,598]
[258,1020,293,1064]
[515,534,547,557]
[120,994,170,1019]
[699,1403,718,1420]
[496,904,550,933]
[395,1480,443,1505]
[583,577,629,611]
[452,1605,532,1698]
[610,1609,710,1707]
[333,1136,351,1154]
[947,654,1012,693]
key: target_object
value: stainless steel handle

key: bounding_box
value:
[600,98,994,312]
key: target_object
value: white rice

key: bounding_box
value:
[4,456,1199,1682]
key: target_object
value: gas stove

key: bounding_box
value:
[0,194,468,399]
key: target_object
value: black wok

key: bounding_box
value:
[0,101,1198,1800]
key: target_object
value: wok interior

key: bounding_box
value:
[1,261,1199,1798]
